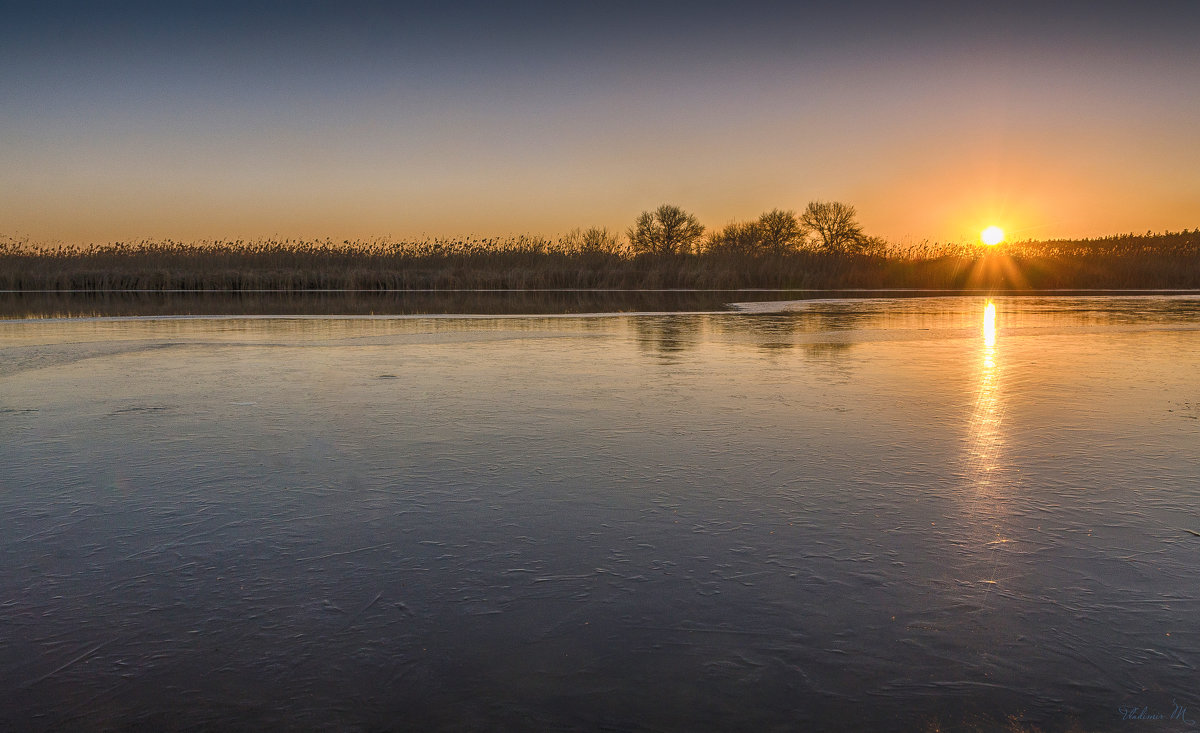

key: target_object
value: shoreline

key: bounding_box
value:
[5,288,1199,321]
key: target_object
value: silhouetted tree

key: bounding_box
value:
[704,221,763,254]
[802,201,865,252]
[704,210,808,255]
[757,209,808,253]
[628,204,705,255]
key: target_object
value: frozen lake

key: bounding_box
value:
[2,296,1198,730]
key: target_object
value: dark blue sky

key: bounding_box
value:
[3,1,1198,242]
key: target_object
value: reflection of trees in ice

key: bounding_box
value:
[630,316,702,360]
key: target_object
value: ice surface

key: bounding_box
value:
[2,296,1198,730]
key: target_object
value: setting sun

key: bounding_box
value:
[981,226,1005,246]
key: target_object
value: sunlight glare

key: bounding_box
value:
[983,300,996,349]
[981,226,1005,246]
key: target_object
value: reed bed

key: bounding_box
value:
[2,231,1198,291]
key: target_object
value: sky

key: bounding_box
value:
[3,1,1199,245]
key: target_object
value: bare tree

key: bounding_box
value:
[757,209,808,254]
[704,221,763,254]
[801,201,865,252]
[628,204,705,255]
[704,209,809,256]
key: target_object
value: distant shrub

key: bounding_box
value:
[559,227,626,255]
[703,210,808,256]
[704,221,765,255]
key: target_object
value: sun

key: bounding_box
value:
[981,226,1005,246]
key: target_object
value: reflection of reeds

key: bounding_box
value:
[1,231,1197,292]
[0,289,740,319]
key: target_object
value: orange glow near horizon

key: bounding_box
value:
[3,4,1199,246]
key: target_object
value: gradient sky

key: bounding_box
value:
[3,1,1198,244]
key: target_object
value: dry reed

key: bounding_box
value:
[2,231,1197,292]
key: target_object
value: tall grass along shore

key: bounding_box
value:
[3,230,1198,292]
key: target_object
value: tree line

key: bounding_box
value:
[4,224,1197,292]
[578,201,878,256]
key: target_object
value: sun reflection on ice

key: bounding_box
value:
[964,299,1014,591]
[970,300,1002,475]
[983,300,996,351]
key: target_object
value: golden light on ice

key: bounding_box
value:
[968,300,1003,485]
[963,298,1014,593]
[981,226,1005,246]
[983,301,996,349]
